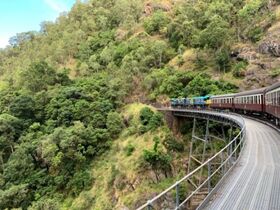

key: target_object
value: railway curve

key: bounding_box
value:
[200,117,280,210]
[137,109,280,210]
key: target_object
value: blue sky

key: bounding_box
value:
[0,0,76,48]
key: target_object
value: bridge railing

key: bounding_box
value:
[137,113,246,210]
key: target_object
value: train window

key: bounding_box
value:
[278,91,280,106]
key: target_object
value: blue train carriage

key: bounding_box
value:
[170,98,178,108]
[170,98,191,108]
[191,95,211,108]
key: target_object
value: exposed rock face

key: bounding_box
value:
[231,42,280,90]
[259,40,280,57]
[231,45,259,62]
[144,1,172,16]
[259,22,280,57]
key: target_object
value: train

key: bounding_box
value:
[170,82,280,126]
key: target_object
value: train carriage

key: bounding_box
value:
[170,98,191,108]
[169,82,280,127]
[265,82,280,124]
[191,96,210,107]
[210,94,235,110]
[233,88,265,113]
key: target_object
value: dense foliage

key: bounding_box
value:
[0,0,278,208]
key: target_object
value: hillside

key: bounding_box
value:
[0,0,280,209]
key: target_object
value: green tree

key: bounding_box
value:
[0,114,22,171]
[9,94,35,121]
[20,61,58,92]
[144,11,170,34]
[198,15,232,50]
[106,112,124,138]
[215,48,231,73]
[143,137,172,180]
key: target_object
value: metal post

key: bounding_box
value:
[147,201,152,210]
[234,136,237,161]
[192,118,196,137]
[221,152,224,175]
[239,132,243,153]
[176,182,180,209]
[222,125,226,142]
[205,117,210,143]
[199,117,209,185]
[229,124,233,165]
[187,118,196,174]
[208,161,211,193]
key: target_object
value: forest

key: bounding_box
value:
[0,0,279,209]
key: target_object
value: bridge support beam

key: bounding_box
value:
[188,116,213,188]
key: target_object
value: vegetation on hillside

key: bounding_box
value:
[0,0,279,209]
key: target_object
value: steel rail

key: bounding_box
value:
[137,110,246,210]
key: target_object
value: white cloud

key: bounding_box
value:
[43,0,68,13]
[0,36,10,49]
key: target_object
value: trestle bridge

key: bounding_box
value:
[137,109,280,210]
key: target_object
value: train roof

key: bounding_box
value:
[234,87,266,97]
[265,82,280,92]
[211,93,236,99]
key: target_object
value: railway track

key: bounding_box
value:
[201,117,280,210]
